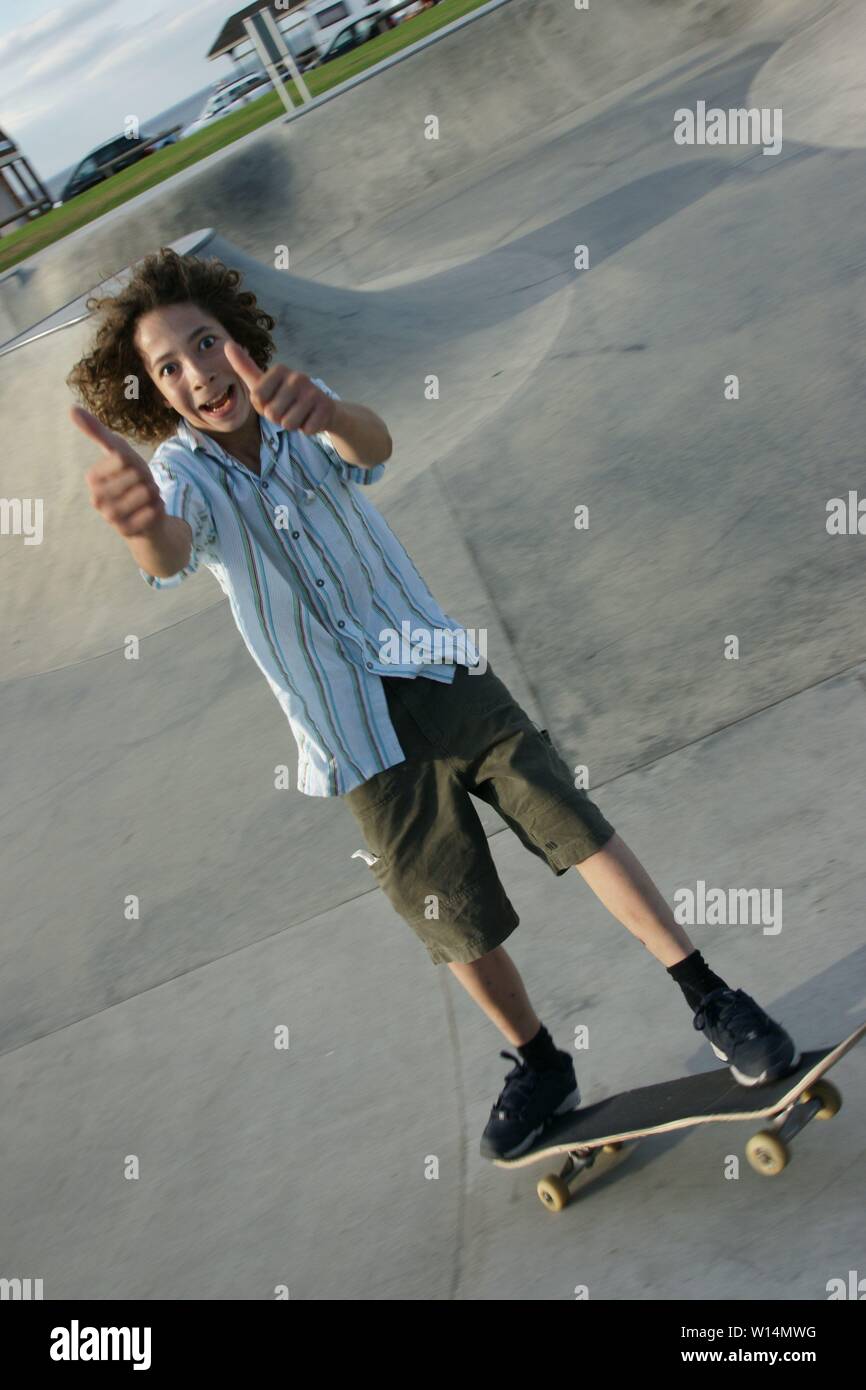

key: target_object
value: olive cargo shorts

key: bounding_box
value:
[344,661,616,965]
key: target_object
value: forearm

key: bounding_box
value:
[326,401,392,467]
[124,513,192,577]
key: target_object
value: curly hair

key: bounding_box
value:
[66,246,277,445]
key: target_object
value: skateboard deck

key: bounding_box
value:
[494,1018,866,1212]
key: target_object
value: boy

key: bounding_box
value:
[69,247,799,1160]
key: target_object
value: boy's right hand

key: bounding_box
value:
[71,405,167,538]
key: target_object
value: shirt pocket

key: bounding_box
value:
[290,437,331,488]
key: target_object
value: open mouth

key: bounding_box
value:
[200,383,236,417]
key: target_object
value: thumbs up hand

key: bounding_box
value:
[71,404,167,538]
[224,341,337,435]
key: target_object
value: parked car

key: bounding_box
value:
[179,74,271,139]
[58,135,157,203]
[304,0,442,67]
[304,7,388,69]
[148,129,180,152]
[376,0,441,27]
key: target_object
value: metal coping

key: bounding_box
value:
[0,230,215,356]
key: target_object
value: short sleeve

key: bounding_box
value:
[310,376,386,487]
[138,457,218,589]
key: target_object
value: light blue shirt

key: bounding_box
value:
[139,378,480,796]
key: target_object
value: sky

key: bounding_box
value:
[0,0,250,178]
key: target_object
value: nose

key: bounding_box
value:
[190,364,215,395]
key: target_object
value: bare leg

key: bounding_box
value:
[448,946,541,1046]
[447,833,696,1044]
[574,831,696,967]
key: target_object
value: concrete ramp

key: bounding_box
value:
[1,0,807,330]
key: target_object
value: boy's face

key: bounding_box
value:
[134,302,254,439]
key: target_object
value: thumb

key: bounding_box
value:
[224,340,263,389]
[69,404,120,453]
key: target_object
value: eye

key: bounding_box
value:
[199,333,217,351]
[160,361,176,378]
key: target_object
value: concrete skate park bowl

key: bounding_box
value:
[3,0,866,1300]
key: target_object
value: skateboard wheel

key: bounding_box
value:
[745,1131,789,1176]
[537,1174,570,1213]
[602,1143,624,1153]
[801,1079,841,1119]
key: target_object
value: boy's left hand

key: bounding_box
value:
[224,341,337,435]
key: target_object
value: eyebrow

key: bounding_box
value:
[150,325,214,370]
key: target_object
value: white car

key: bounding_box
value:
[180,76,269,139]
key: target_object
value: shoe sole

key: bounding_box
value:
[710,1040,802,1086]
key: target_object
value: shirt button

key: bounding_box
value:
[262,481,269,490]
[291,530,300,539]
[366,661,373,669]
[304,490,316,503]
[338,620,345,628]
[316,579,325,587]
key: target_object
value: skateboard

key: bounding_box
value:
[493,1019,866,1213]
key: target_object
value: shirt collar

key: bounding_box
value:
[174,411,283,469]
[169,412,323,501]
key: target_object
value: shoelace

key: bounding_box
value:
[492,1051,541,1118]
[693,987,766,1043]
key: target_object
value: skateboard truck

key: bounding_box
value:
[744,1078,841,1176]
[538,1142,630,1212]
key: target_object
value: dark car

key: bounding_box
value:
[59,135,156,203]
[305,10,386,69]
[304,0,441,69]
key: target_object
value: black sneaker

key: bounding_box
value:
[693,987,800,1086]
[479,1050,581,1160]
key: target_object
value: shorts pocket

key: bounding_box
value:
[346,765,406,814]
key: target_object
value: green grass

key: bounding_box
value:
[0,0,495,275]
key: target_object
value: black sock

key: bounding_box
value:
[667,950,730,1011]
[518,1023,569,1072]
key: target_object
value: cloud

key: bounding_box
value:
[1,0,225,174]
[1,1,128,122]
[87,0,219,81]
[0,0,120,69]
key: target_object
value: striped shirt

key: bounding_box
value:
[139,378,480,796]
